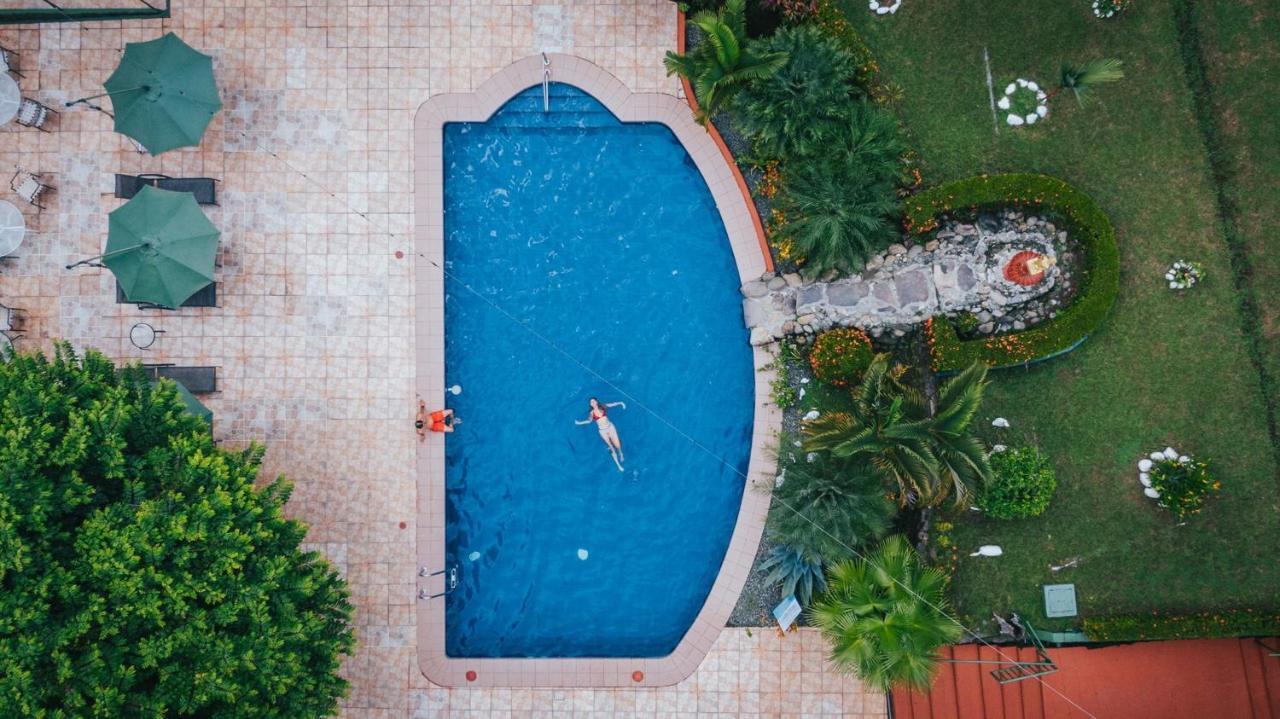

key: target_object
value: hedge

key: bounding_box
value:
[1083,609,1280,642]
[906,174,1120,372]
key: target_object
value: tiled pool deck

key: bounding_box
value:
[0,1,885,715]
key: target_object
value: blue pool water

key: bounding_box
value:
[442,84,755,658]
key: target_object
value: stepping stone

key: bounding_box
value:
[896,269,931,306]
[827,282,869,307]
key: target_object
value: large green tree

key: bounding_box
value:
[0,345,354,717]
[808,535,961,691]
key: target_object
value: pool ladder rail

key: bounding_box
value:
[541,52,551,113]
[418,565,458,600]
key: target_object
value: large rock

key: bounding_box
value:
[741,280,769,298]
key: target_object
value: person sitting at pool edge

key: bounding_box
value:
[416,400,456,439]
[575,397,627,472]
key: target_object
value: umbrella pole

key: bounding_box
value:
[65,243,144,270]
[64,86,149,114]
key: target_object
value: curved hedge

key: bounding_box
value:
[906,174,1120,372]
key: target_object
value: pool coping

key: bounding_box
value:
[413,53,780,688]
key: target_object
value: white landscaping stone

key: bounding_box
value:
[1138,458,1153,472]
[992,417,1010,428]
[1150,452,1166,461]
[1139,473,1151,487]
[1007,114,1023,126]
[997,96,1010,110]
[1036,105,1049,117]
[802,410,820,421]
[1005,83,1016,95]
[1025,113,1038,124]
[1164,447,1178,459]
[1144,487,1161,499]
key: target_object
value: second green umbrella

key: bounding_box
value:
[105,185,219,309]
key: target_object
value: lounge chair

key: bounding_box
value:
[143,364,217,394]
[10,170,53,209]
[114,173,219,206]
[116,280,217,309]
[15,97,54,130]
[0,304,24,333]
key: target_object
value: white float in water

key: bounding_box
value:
[468,551,481,562]
[577,548,589,560]
[449,385,463,396]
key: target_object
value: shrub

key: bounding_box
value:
[979,446,1057,519]
[809,327,874,386]
[759,544,826,606]
[1149,455,1218,519]
[768,449,895,564]
[0,345,354,717]
[811,0,881,91]
[733,25,862,160]
[759,0,818,21]
[909,174,1120,371]
[1083,609,1280,642]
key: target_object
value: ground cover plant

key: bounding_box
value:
[0,345,354,717]
[847,0,1280,631]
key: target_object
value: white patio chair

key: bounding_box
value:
[10,171,53,210]
[16,98,54,131]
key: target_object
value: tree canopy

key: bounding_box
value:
[0,345,354,718]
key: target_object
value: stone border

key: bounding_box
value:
[412,53,779,688]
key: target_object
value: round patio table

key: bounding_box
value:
[0,73,19,126]
[0,200,24,257]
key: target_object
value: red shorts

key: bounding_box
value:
[429,410,448,432]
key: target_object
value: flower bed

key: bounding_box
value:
[1092,0,1131,19]
[809,327,874,386]
[1166,260,1203,290]
[997,79,1049,127]
[1138,448,1217,518]
[907,174,1120,372]
[868,0,901,15]
[1084,609,1280,642]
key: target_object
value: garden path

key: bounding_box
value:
[742,214,1066,344]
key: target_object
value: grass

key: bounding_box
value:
[1193,0,1280,456]
[841,0,1280,630]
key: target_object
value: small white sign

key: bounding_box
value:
[773,595,801,632]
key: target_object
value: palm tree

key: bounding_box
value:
[768,450,895,564]
[925,361,992,505]
[804,355,992,507]
[1057,58,1124,106]
[808,535,962,691]
[805,355,938,502]
[663,0,789,125]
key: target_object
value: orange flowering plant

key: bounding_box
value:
[809,327,874,387]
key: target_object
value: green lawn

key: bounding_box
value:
[1197,0,1280,439]
[840,0,1280,630]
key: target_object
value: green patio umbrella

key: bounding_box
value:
[84,185,219,308]
[154,378,213,426]
[88,32,222,155]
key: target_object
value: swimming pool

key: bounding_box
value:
[441,83,755,658]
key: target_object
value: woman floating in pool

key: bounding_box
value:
[575,397,627,472]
